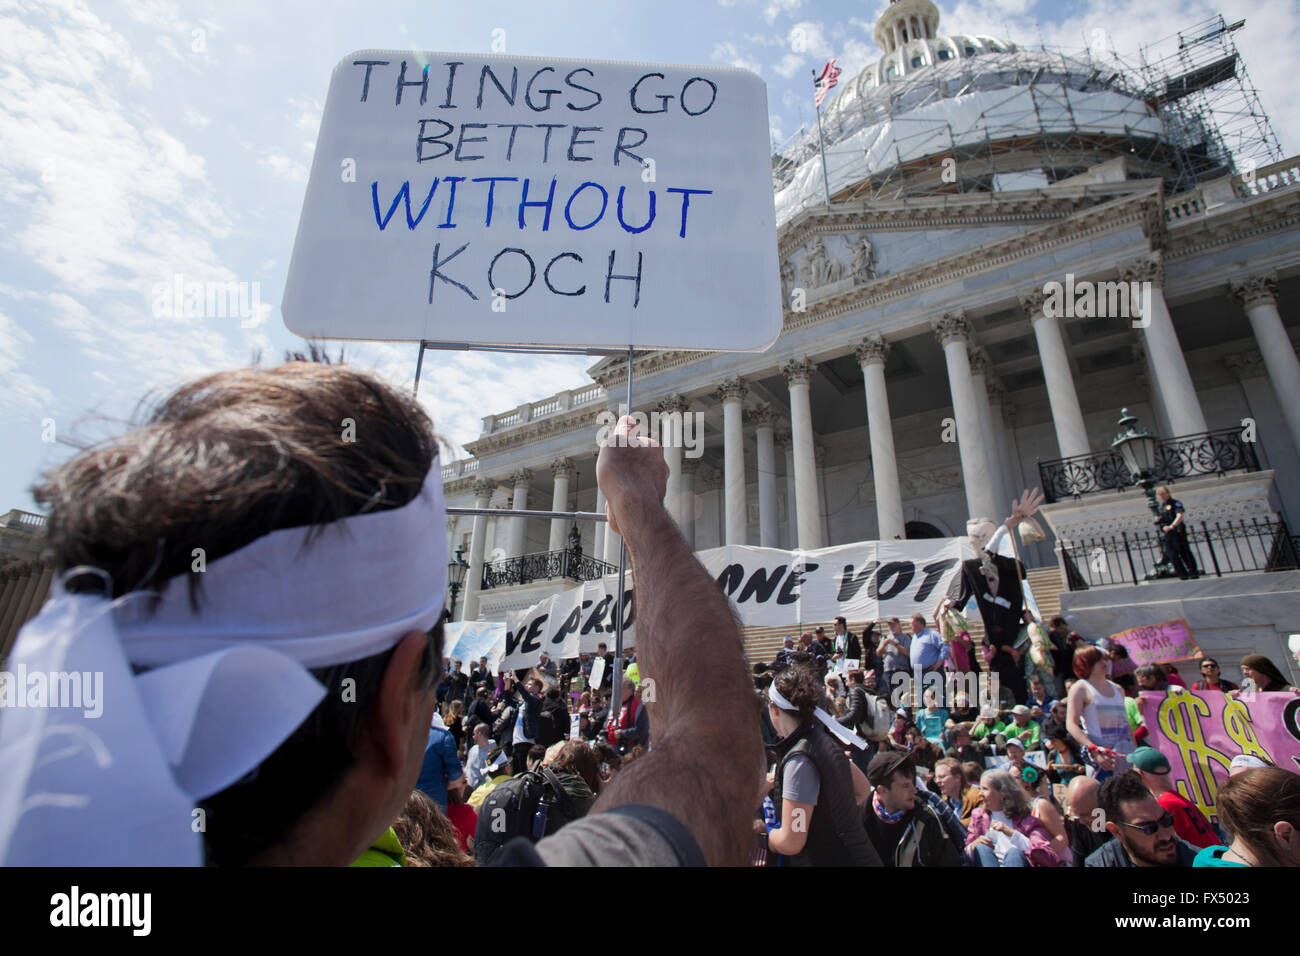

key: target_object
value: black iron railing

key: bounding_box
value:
[482,549,618,590]
[1059,517,1298,590]
[1038,428,1260,503]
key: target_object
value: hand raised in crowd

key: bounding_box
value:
[597,415,669,539]
[1007,487,1045,527]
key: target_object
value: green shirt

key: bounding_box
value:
[970,718,1007,741]
[1006,719,1041,749]
[1124,696,1142,732]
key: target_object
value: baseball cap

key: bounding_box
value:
[1005,736,1026,751]
[1011,705,1030,717]
[1229,754,1269,772]
[1129,746,1172,774]
[867,750,916,787]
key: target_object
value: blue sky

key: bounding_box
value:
[2,0,1297,514]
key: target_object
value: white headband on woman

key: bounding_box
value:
[768,682,868,750]
[0,465,447,866]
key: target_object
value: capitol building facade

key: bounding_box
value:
[443,1,1300,670]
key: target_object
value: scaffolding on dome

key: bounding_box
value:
[770,13,1283,222]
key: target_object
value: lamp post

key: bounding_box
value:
[447,545,469,620]
[1110,409,1172,578]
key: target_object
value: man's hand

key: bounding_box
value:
[597,415,669,539]
[1007,487,1045,527]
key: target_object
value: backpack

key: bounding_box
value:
[857,689,893,742]
[473,767,574,865]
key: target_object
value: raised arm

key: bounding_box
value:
[591,416,764,865]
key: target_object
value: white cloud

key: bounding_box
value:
[773,52,805,78]
[711,41,763,74]
[764,0,803,25]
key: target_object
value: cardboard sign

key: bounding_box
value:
[1139,689,1300,818]
[1107,620,1202,667]
[283,51,780,350]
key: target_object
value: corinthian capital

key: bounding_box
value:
[933,310,972,348]
[1229,272,1278,309]
[1018,290,1048,323]
[967,346,992,378]
[550,457,575,479]
[716,376,748,404]
[471,478,496,500]
[853,334,890,368]
[1119,252,1164,288]
[781,357,816,387]
[509,468,533,489]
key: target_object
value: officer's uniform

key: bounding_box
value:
[1157,497,1199,579]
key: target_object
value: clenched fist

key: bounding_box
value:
[596,415,669,538]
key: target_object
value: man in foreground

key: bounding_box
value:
[1085,771,1200,867]
[0,362,762,866]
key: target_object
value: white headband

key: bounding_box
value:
[768,682,868,750]
[0,464,447,866]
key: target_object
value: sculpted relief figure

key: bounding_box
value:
[780,258,795,301]
[801,236,844,289]
[851,234,877,284]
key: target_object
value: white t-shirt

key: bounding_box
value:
[989,810,1031,863]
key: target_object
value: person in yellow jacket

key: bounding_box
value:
[467,750,512,809]
[350,827,405,867]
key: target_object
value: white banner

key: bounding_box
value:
[491,538,972,672]
[698,539,970,626]
[443,620,508,674]
[501,573,635,672]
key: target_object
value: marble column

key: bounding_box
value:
[1120,253,1207,437]
[548,458,574,552]
[968,346,1011,519]
[508,469,533,557]
[717,376,749,545]
[935,311,999,520]
[1131,334,1174,441]
[680,457,700,549]
[782,358,823,550]
[749,403,778,547]
[854,335,905,541]
[1231,272,1300,456]
[657,393,689,528]
[815,445,830,546]
[1019,290,1091,459]
[461,478,495,621]
[594,485,607,563]
[986,379,1018,511]
[777,426,797,550]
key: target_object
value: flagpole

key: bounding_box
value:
[811,69,832,206]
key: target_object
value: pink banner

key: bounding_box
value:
[1139,689,1300,818]
[1108,620,1202,667]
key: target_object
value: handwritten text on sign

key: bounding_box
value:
[1107,620,1202,667]
[282,52,780,350]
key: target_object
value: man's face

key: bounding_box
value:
[877,773,915,814]
[864,672,879,691]
[1137,673,1158,690]
[888,620,902,636]
[1014,713,1029,727]
[622,681,635,703]
[1201,661,1218,682]
[911,618,924,635]
[1051,702,1067,723]
[1112,797,1177,866]
[835,622,846,635]
[526,679,542,695]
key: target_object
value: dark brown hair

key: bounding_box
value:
[549,740,602,794]
[393,790,474,867]
[1217,767,1300,866]
[770,662,823,721]
[35,359,444,865]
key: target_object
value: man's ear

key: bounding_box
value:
[367,629,435,775]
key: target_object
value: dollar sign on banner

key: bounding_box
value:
[1156,692,1231,818]
[1222,696,1273,765]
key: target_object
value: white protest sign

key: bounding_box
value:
[569,713,581,740]
[443,620,508,674]
[283,51,781,350]
[588,657,606,693]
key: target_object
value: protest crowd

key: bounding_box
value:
[1,358,1297,870]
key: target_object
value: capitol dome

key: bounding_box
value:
[774,0,1174,222]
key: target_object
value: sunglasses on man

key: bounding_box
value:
[1118,811,1175,836]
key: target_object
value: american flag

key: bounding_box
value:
[813,58,840,109]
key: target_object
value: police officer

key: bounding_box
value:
[1155,485,1199,579]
